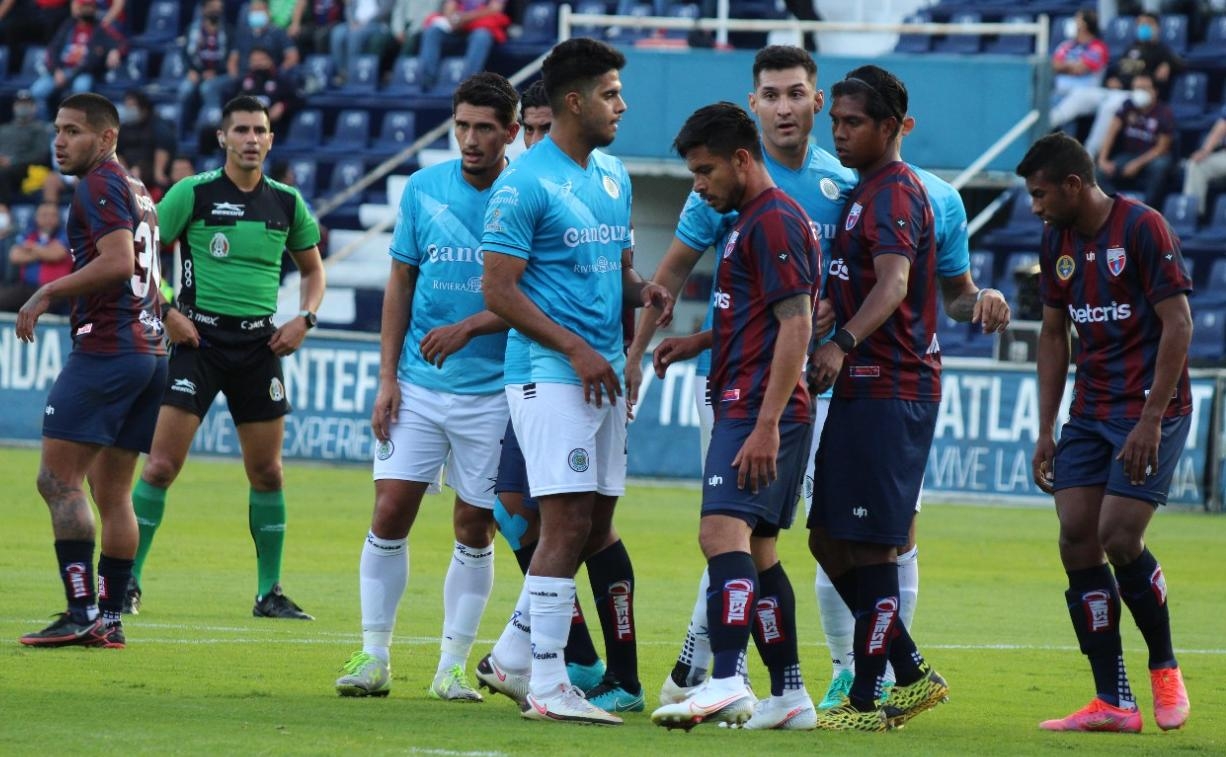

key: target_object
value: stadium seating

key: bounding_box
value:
[286,157,319,200]
[326,157,368,206]
[573,0,611,40]
[894,13,933,54]
[1102,15,1136,60]
[281,108,324,152]
[1169,71,1209,123]
[663,3,701,40]
[342,54,381,95]
[372,111,417,157]
[101,49,151,98]
[1190,306,1226,363]
[300,54,338,94]
[996,251,1039,308]
[1189,195,1226,246]
[932,12,983,55]
[1186,16,1226,65]
[503,1,559,52]
[385,57,425,97]
[1162,193,1198,239]
[1193,258,1226,308]
[0,47,9,79]
[1160,14,1189,56]
[978,186,1043,254]
[983,14,1036,56]
[428,57,467,96]
[322,109,371,153]
[0,47,46,96]
[130,0,181,49]
[148,49,187,101]
[969,250,995,288]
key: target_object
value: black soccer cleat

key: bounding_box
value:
[122,577,142,615]
[252,584,314,620]
[91,623,127,649]
[19,613,110,648]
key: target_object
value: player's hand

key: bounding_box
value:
[972,288,1011,334]
[732,422,779,494]
[624,354,644,415]
[371,379,401,442]
[268,316,309,357]
[15,285,51,342]
[814,297,835,336]
[640,282,674,328]
[163,308,200,347]
[1117,416,1162,486]
[808,342,845,395]
[652,333,704,379]
[1032,435,1057,494]
[420,322,471,368]
[568,343,620,408]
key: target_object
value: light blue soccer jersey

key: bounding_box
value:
[482,136,633,386]
[389,159,507,394]
[503,329,531,384]
[910,163,970,278]
[676,142,855,378]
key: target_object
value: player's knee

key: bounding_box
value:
[494,496,528,551]
[247,462,283,491]
[36,466,73,503]
[1099,530,1144,567]
[141,454,182,489]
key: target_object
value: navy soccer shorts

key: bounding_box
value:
[701,418,813,530]
[43,351,168,453]
[494,418,539,511]
[1053,413,1192,507]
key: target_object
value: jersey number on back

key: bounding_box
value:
[132,220,162,299]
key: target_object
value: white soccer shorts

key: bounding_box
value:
[510,382,627,498]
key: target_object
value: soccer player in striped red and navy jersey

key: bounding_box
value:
[1019,132,1193,734]
[16,93,168,651]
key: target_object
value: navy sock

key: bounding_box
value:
[1114,548,1176,669]
[54,539,96,622]
[1066,564,1134,708]
[587,539,639,692]
[97,554,133,624]
[752,561,801,696]
[512,540,535,575]
[705,551,756,680]
[850,563,899,709]
[830,570,857,610]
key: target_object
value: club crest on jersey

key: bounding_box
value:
[1056,254,1075,281]
[819,177,841,201]
[210,232,230,258]
[1107,246,1126,276]
[602,175,620,199]
[269,377,285,402]
[375,439,394,461]
[845,202,863,231]
[568,447,590,473]
[722,230,740,259]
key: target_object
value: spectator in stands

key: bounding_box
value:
[329,0,393,83]
[31,0,72,44]
[1182,106,1226,220]
[235,46,300,133]
[116,89,178,198]
[388,0,435,57]
[0,201,71,311]
[1050,9,1109,107]
[228,0,300,79]
[270,0,297,29]
[415,0,509,91]
[179,0,235,126]
[287,0,344,56]
[170,154,197,184]
[0,91,54,204]
[30,0,125,118]
[1095,73,1174,209]
[94,0,124,31]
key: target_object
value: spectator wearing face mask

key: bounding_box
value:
[116,89,178,197]
[29,0,126,118]
[228,0,300,78]
[1095,73,1175,209]
[235,46,300,133]
[0,90,55,204]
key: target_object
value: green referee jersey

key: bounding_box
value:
[158,168,321,317]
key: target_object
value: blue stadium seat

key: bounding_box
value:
[152,49,187,93]
[373,110,416,155]
[428,56,467,95]
[1189,195,1226,246]
[286,157,319,201]
[385,57,424,96]
[1189,306,1226,363]
[0,46,46,95]
[662,3,700,39]
[1169,71,1208,122]
[936,312,972,356]
[326,157,367,205]
[1102,15,1135,60]
[983,14,1035,55]
[574,0,610,40]
[1161,193,1198,239]
[1160,14,1188,56]
[342,54,380,94]
[281,108,323,152]
[131,0,182,48]
[103,48,150,90]
[1049,14,1075,46]
[894,13,933,54]
[300,54,338,93]
[997,251,1039,306]
[323,109,371,153]
[969,250,995,288]
[979,186,1043,253]
[10,204,35,235]
[933,12,982,54]
[510,1,559,48]
[1192,258,1226,308]
[0,46,9,78]
[1187,16,1226,64]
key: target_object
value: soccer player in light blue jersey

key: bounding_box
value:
[475,38,671,726]
[335,73,520,702]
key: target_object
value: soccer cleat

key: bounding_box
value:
[881,664,949,727]
[1039,697,1142,733]
[566,659,607,694]
[521,683,623,725]
[659,670,700,706]
[335,651,391,697]
[586,675,645,713]
[252,585,314,620]
[818,669,854,710]
[651,677,754,730]
[743,689,818,730]
[90,623,127,649]
[19,613,110,648]
[815,701,888,732]
[430,664,484,702]
[122,577,141,615]
[1150,667,1189,731]
[475,652,530,706]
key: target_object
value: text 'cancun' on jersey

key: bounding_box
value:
[1038,195,1192,421]
[826,161,941,402]
[481,136,633,386]
[68,158,166,356]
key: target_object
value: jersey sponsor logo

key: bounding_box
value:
[430,278,483,293]
[139,309,164,335]
[1107,246,1126,276]
[713,288,731,309]
[562,224,630,248]
[1067,301,1132,324]
[845,202,863,231]
[1081,589,1115,632]
[722,578,753,626]
[209,232,230,258]
[425,244,484,264]
[828,257,849,282]
[819,177,841,201]
[608,580,634,641]
[572,255,622,275]
[171,377,197,395]
[755,597,784,644]
[865,596,898,655]
[484,207,503,234]
[568,447,590,472]
[75,323,93,336]
[269,377,285,402]
[721,388,740,403]
[722,230,740,259]
[1056,254,1076,281]
[530,643,558,661]
[374,439,393,460]
[850,365,880,378]
[240,318,271,331]
[1150,566,1168,606]
[211,202,245,218]
[191,312,220,327]
[602,175,621,199]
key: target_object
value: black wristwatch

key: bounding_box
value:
[300,310,317,329]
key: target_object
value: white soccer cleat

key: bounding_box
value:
[521,683,623,725]
[659,672,701,706]
[742,689,818,730]
[430,663,484,702]
[651,676,755,730]
[475,652,530,706]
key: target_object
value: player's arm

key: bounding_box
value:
[625,237,702,403]
[732,293,811,493]
[620,247,673,326]
[652,328,712,378]
[484,250,620,407]
[1032,303,1072,494]
[267,244,325,357]
[16,228,135,341]
[419,309,509,369]
[1116,293,1192,485]
[940,272,1010,333]
[372,260,417,441]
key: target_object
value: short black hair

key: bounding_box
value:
[832,65,908,133]
[1137,11,1159,25]
[541,38,626,112]
[1015,132,1096,186]
[752,45,816,88]
[58,92,119,131]
[520,79,549,115]
[1077,8,1099,38]
[673,101,762,161]
[220,95,270,129]
[453,71,519,127]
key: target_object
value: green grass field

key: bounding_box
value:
[1,446,1223,755]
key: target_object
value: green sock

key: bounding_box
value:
[249,489,286,599]
[132,479,168,585]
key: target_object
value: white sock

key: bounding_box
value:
[438,541,494,674]
[526,573,576,698]
[815,565,854,676]
[360,532,408,663]
[885,546,920,686]
[677,568,711,684]
[492,581,532,671]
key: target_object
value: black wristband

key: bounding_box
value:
[831,327,857,354]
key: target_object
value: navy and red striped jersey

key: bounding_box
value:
[826,161,940,402]
[710,187,821,424]
[1038,196,1192,420]
[67,158,166,356]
